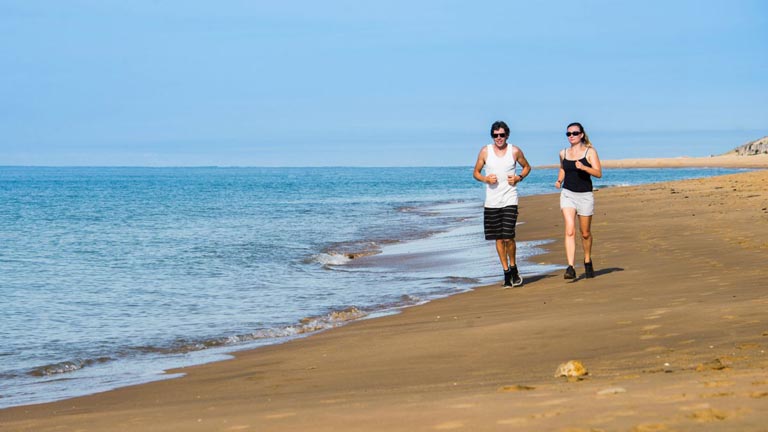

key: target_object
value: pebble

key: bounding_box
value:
[554,360,588,378]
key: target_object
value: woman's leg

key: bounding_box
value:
[578,215,593,263]
[562,207,577,266]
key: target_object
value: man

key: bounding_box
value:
[473,120,531,288]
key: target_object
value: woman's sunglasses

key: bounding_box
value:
[565,131,582,137]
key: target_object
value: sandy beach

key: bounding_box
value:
[2,163,768,431]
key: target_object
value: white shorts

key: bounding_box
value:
[560,189,594,216]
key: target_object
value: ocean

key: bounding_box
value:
[0,166,745,408]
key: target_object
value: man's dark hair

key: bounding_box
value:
[490,121,510,137]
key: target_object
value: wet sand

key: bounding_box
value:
[2,168,768,431]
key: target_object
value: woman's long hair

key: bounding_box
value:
[567,122,592,147]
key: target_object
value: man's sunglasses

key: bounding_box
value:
[492,133,507,138]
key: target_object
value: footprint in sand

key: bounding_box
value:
[591,409,638,423]
[433,421,464,430]
[699,392,735,398]
[263,412,297,420]
[318,394,349,401]
[537,398,570,407]
[736,343,761,350]
[496,417,528,426]
[703,380,734,388]
[630,423,670,431]
[498,385,535,392]
[531,410,565,419]
[686,408,730,422]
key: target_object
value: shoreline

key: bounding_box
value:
[2,169,768,431]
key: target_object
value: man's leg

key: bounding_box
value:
[505,239,516,268]
[506,239,523,286]
[496,239,514,287]
[495,239,509,271]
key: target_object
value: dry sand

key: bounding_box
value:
[2,166,768,431]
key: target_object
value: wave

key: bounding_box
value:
[24,307,369,378]
[28,357,112,377]
[596,183,632,189]
[307,240,390,267]
[442,276,480,285]
[312,252,353,266]
[134,306,370,354]
[396,205,439,216]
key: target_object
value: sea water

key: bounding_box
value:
[0,166,745,408]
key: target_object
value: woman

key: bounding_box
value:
[555,122,602,279]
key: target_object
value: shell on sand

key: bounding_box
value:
[554,360,588,378]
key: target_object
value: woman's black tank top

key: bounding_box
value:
[562,148,593,192]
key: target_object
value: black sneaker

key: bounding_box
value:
[584,261,595,278]
[502,268,513,288]
[510,266,523,287]
[564,265,576,279]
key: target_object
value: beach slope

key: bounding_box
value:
[2,170,767,431]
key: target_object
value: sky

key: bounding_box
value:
[1,0,766,167]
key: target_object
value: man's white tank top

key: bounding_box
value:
[484,144,519,208]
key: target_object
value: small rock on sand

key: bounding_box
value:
[696,358,727,372]
[554,360,588,378]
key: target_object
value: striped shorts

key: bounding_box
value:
[484,205,518,240]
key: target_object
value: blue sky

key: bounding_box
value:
[1,1,766,167]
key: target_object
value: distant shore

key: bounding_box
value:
[538,153,768,169]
